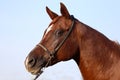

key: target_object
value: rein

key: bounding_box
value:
[34,15,75,80]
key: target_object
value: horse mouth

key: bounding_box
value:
[30,67,43,75]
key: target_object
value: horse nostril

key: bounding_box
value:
[27,57,36,68]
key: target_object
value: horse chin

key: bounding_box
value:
[30,67,43,75]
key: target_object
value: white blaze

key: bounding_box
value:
[45,24,53,35]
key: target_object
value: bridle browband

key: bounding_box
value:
[34,15,75,80]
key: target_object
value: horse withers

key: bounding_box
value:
[25,3,120,80]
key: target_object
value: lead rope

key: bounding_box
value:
[34,44,54,80]
[33,56,53,80]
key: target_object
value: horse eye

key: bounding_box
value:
[55,29,64,37]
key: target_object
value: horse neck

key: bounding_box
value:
[75,20,120,79]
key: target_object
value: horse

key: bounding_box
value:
[25,3,120,80]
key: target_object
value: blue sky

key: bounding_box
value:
[0,0,120,80]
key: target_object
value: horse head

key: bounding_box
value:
[25,3,79,76]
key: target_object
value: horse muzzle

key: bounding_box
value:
[24,56,44,75]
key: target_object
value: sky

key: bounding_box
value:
[0,0,120,80]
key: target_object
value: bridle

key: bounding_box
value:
[34,15,75,80]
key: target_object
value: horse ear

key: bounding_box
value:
[46,7,58,20]
[60,3,70,18]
